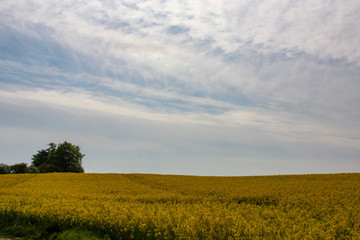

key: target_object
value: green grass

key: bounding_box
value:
[0,219,108,240]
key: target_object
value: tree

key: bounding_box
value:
[10,163,29,174]
[32,143,56,167]
[32,142,85,173]
[0,163,10,174]
[27,165,40,174]
[37,164,61,173]
[49,142,85,173]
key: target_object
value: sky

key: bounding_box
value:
[0,0,359,176]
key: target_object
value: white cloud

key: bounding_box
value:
[3,0,359,62]
[1,94,359,174]
[1,0,360,174]
[2,0,359,100]
[0,87,358,150]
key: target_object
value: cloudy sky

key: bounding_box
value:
[1,0,359,175]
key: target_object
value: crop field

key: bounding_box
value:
[0,173,359,239]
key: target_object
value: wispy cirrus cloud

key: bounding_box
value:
[0,87,358,149]
[0,0,359,174]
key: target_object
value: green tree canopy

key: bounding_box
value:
[0,163,11,174]
[10,163,29,174]
[32,143,56,167]
[32,142,85,173]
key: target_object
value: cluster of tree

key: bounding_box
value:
[0,141,85,174]
[0,162,38,174]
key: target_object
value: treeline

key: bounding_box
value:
[0,162,38,174]
[0,141,85,174]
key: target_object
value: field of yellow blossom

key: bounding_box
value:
[0,173,359,239]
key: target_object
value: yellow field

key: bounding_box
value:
[0,173,359,239]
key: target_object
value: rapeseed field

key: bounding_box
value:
[0,173,359,239]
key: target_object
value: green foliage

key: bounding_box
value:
[0,211,44,239]
[1,224,43,239]
[48,142,85,173]
[32,142,85,173]
[38,164,62,173]
[0,141,84,175]
[10,163,29,174]
[0,212,107,240]
[0,163,10,174]
[50,229,109,240]
[31,143,56,167]
[28,165,40,174]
